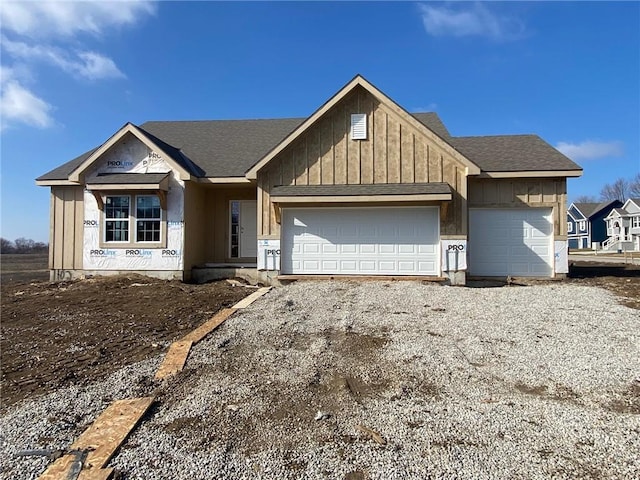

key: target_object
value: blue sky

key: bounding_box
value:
[1,1,638,242]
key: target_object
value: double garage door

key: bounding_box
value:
[468,208,554,277]
[281,207,439,275]
[279,206,553,278]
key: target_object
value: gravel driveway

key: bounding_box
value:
[2,281,639,479]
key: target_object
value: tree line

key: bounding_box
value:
[1,238,49,254]
[575,173,640,203]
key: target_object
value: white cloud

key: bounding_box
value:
[555,140,624,161]
[2,36,124,80]
[0,1,156,39]
[0,1,155,131]
[419,3,526,41]
[0,79,54,130]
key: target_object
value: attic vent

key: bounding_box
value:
[350,113,367,140]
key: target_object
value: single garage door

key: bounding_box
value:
[281,206,439,275]
[469,208,553,277]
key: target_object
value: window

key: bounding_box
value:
[136,196,161,242]
[633,216,640,228]
[230,201,240,257]
[105,196,130,242]
[567,221,573,233]
[103,194,163,245]
[579,220,586,231]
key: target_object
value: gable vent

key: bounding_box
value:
[350,113,367,140]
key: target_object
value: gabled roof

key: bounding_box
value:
[622,198,640,211]
[572,200,621,219]
[244,74,481,179]
[605,207,627,218]
[36,113,457,182]
[452,135,581,174]
[37,75,584,184]
[567,207,584,221]
[36,123,197,185]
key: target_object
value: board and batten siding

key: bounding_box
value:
[257,86,468,239]
[468,178,568,237]
[50,186,84,273]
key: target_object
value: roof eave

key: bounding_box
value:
[478,169,583,179]
[35,179,82,186]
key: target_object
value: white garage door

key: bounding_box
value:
[469,208,553,277]
[281,207,439,275]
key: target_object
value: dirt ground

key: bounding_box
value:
[567,261,640,310]
[1,256,251,410]
[1,255,638,411]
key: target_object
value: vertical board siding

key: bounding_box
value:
[320,117,334,184]
[468,178,567,236]
[74,187,84,268]
[414,140,427,184]
[386,115,401,183]
[257,86,470,237]
[360,92,374,184]
[333,108,347,185]
[400,127,414,183]
[373,110,388,183]
[308,128,321,185]
[346,92,361,184]
[294,141,307,185]
[49,191,55,269]
[51,186,84,270]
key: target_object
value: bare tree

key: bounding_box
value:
[1,238,16,253]
[14,237,36,254]
[600,178,630,202]
[574,195,598,203]
[630,173,640,198]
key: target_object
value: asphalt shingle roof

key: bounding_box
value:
[271,183,451,197]
[573,201,620,219]
[37,113,581,181]
[451,135,580,172]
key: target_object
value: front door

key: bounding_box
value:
[230,200,257,259]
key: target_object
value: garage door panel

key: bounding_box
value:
[322,244,338,254]
[303,243,320,254]
[282,207,439,275]
[379,244,395,254]
[359,261,376,271]
[469,208,553,277]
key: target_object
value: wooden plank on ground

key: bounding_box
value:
[181,308,236,344]
[38,397,154,480]
[232,286,272,309]
[79,467,114,480]
[154,340,193,380]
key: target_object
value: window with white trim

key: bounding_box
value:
[567,221,573,233]
[136,195,161,242]
[579,220,586,230]
[105,196,130,242]
[633,216,640,228]
[103,194,164,245]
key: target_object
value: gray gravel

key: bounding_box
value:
[2,281,639,479]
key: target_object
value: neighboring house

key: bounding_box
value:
[36,75,582,285]
[567,200,622,249]
[603,198,640,251]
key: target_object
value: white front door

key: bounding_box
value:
[240,200,257,257]
[281,206,439,275]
